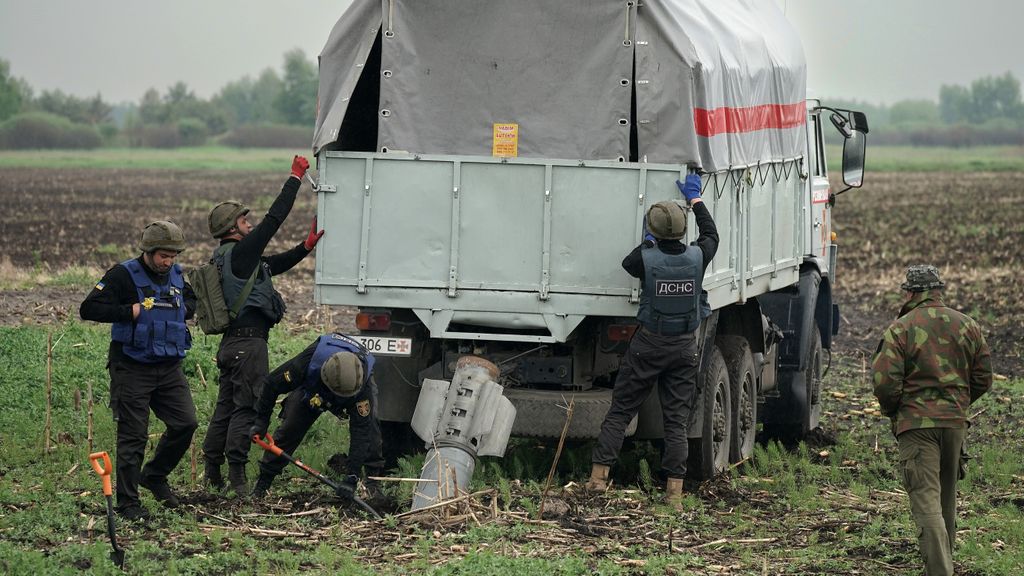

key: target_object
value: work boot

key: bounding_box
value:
[584,464,610,492]
[251,474,273,500]
[665,477,685,510]
[228,464,248,497]
[204,462,225,493]
[117,503,151,522]
[140,477,181,508]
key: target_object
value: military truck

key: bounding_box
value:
[309,0,868,477]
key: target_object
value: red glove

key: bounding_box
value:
[291,155,310,180]
[303,216,325,251]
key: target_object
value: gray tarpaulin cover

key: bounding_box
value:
[313,0,806,173]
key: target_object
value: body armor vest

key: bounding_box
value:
[637,246,704,335]
[216,244,285,324]
[111,258,190,363]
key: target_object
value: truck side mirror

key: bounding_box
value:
[841,129,866,188]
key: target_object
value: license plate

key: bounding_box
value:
[356,336,413,356]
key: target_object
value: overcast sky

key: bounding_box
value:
[1,1,1020,106]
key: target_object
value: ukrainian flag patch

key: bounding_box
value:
[95,281,105,291]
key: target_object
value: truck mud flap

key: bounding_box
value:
[502,388,637,440]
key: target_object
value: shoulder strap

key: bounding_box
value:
[232,264,259,317]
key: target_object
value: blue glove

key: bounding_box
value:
[676,174,702,203]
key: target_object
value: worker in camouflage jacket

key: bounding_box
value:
[871,265,992,576]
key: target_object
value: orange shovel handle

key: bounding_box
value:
[252,433,283,457]
[89,452,113,496]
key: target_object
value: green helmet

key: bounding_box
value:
[646,201,687,240]
[139,221,186,253]
[208,200,249,238]
[901,264,945,292]
[321,351,364,398]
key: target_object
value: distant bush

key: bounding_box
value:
[139,124,182,148]
[137,118,210,148]
[0,112,102,149]
[221,123,310,148]
[873,124,1024,147]
[176,117,209,146]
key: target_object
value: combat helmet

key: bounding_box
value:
[646,201,688,240]
[900,264,945,292]
[208,201,249,237]
[139,221,186,253]
[321,351,364,398]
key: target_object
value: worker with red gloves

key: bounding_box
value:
[201,155,325,496]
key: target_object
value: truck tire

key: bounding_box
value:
[695,345,731,479]
[763,324,822,442]
[718,335,757,463]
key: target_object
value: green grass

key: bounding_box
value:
[1,322,1022,574]
[826,144,1024,172]
[0,146,311,171]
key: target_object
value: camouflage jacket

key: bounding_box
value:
[871,290,993,436]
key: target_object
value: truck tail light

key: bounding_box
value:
[356,311,391,332]
[606,324,638,342]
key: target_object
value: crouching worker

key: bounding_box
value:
[249,333,384,501]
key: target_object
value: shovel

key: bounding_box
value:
[88,451,125,568]
[252,433,381,519]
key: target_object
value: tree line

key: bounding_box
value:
[1,55,1023,149]
[0,49,316,149]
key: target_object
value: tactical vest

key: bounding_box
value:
[217,244,285,325]
[111,258,191,363]
[637,246,705,335]
[301,334,375,414]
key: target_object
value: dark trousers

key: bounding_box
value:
[202,336,268,466]
[897,427,967,576]
[593,327,699,479]
[109,359,198,508]
[258,389,324,480]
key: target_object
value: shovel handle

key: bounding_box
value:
[252,433,283,457]
[89,452,113,496]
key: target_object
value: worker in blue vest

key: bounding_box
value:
[80,221,198,521]
[249,333,384,500]
[587,174,719,507]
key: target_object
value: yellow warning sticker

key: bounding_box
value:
[492,123,519,158]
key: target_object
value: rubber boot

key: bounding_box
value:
[204,462,225,493]
[584,464,610,492]
[665,477,685,510]
[228,464,248,497]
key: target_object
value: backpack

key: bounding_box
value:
[188,245,258,335]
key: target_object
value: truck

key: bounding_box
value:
[308,0,868,478]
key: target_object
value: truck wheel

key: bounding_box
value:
[802,325,823,434]
[763,324,822,442]
[697,345,731,479]
[718,335,757,463]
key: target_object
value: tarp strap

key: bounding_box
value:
[385,0,395,37]
[623,1,635,46]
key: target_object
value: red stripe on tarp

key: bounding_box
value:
[693,102,807,137]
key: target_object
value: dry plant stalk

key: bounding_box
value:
[87,380,94,454]
[44,331,52,453]
[196,363,208,389]
[190,440,197,488]
[539,395,575,518]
